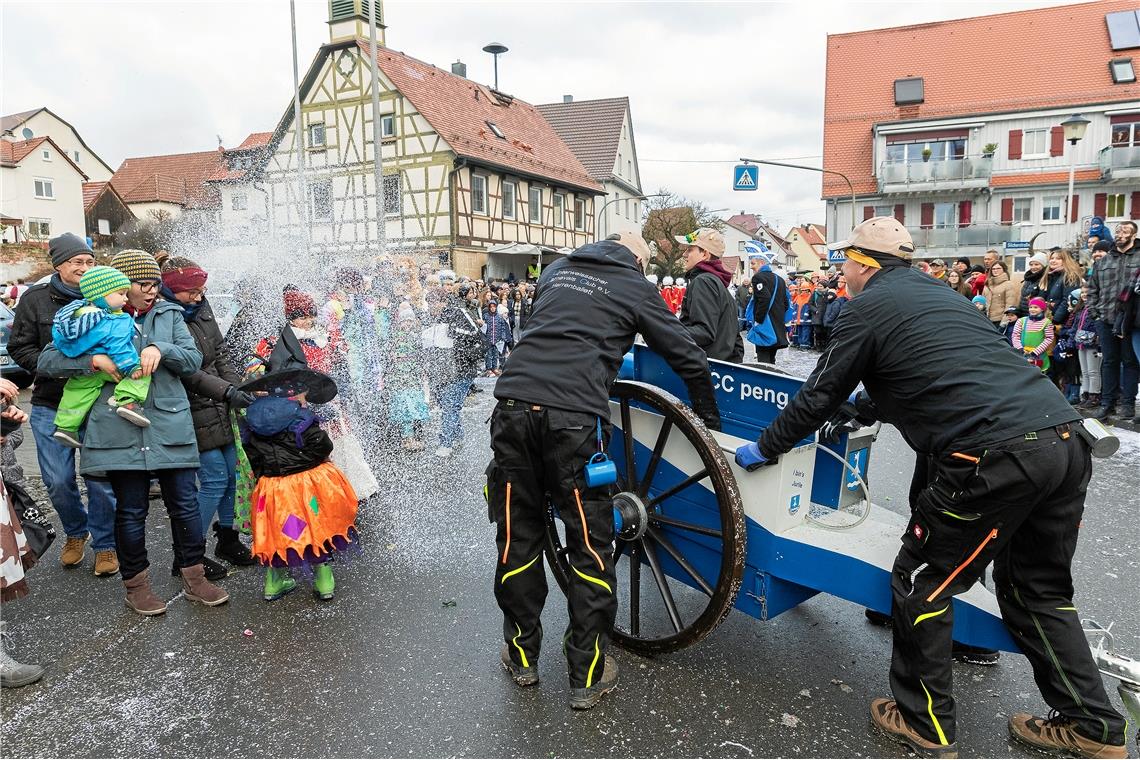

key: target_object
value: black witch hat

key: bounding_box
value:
[238,367,338,404]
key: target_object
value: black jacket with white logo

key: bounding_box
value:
[494,240,721,428]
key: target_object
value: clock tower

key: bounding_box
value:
[328,0,385,45]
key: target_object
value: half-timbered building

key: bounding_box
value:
[258,0,603,278]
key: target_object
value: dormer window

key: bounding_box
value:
[486,121,506,139]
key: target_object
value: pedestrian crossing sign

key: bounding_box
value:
[733,164,759,191]
[828,248,847,264]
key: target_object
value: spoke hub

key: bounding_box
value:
[613,491,649,541]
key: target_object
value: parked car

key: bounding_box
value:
[0,302,33,388]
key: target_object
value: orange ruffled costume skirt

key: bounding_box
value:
[251,461,359,567]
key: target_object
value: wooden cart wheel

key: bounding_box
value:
[545,381,746,655]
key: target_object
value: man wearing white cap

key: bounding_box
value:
[674,228,743,363]
[733,217,1126,758]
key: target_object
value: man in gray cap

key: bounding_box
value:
[734,217,1126,758]
[7,233,119,576]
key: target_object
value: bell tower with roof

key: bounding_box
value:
[328,0,385,45]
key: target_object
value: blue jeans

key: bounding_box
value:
[28,404,117,551]
[197,444,237,539]
[1096,319,1139,408]
[108,468,203,580]
[485,346,500,371]
[438,376,471,448]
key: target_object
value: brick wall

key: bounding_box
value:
[1,243,52,282]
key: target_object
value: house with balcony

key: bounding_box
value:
[823,2,1140,270]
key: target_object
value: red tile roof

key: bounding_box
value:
[726,213,762,236]
[82,181,106,210]
[111,149,226,207]
[206,132,275,183]
[236,131,272,151]
[991,168,1102,188]
[823,0,1140,198]
[356,42,602,194]
[0,136,87,178]
[535,97,634,185]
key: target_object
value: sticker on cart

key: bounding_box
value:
[788,494,801,515]
[846,449,867,491]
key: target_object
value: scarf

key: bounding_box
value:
[123,300,155,318]
[690,258,733,286]
[160,285,203,321]
[49,273,82,300]
[290,325,329,348]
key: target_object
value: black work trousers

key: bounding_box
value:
[487,400,617,689]
[890,426,1126,748]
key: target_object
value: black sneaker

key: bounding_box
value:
[1119,404,1135,422]
[864,608,892,627]
[114,402,151,427]
[951,642,1000,666]
[569,655,618,710]
[1093,405,1116,422]
[500,644,539,687]
[172,556,228,581]
[52,428,83,448]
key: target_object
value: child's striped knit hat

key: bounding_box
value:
[79,266,131,303]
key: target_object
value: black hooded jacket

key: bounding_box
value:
[8,279,82,409]
[680,266,744,363]
[758,266,1080,459]
[494,240,721,428]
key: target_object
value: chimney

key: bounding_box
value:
[563,95,573,103]
[451,60,467,78]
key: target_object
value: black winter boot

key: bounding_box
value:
[213,523,256,566]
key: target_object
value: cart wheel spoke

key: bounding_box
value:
[613,539,627,564]
[646,468,709,509]
[648,526,714,597]
[637,418,674,496]
[642,537,684,633]
[649,512,723,539]
[620,398,636,492]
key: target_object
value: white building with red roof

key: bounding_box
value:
[110,147,227,221]
[256,0,603,277]
[824,1,1140,266]
[1,108,114,182]
[0,135,87,243]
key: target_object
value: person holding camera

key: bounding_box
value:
[734,217,1126,759]
[487,232,720,710]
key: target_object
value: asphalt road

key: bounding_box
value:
[2,350,1138,758]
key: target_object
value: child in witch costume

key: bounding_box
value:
[238,368,358,601]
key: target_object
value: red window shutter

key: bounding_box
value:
[1094,193,1107,217]
[920,203,934,228]
[1071,194,1080,223]
[1049,126,1065,157]
[1000,198,1014,224]
[1131,191,1140,218]
[894,204,905,224]
[1008,129,1023,160]
[958,200,972,227]
[863,205,875,221]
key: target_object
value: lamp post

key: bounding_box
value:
[740,157,857,233]
[482,42,508,90]
[1062,113,1090,249]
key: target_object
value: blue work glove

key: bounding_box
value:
[735,442,776,472]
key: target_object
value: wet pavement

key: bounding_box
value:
[2,350,1138,758]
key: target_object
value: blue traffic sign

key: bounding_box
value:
[828,248,847,264]
[1004,240,1030,250]
[733,164,759,191]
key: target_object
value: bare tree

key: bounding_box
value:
[640,188,725,278]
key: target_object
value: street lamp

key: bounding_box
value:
[482,42,508,90]
[1061,114,1090,249]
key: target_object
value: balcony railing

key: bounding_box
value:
[907,223,1018,250]
[1098,145,1140,178]
[878,156,993,191]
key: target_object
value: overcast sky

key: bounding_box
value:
[2,0,1075,234]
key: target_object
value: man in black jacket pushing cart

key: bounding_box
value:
[489,232,721,710]
[734,217,1127,759]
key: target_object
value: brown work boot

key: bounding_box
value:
[179,564,230,607]
[93,550,119,577]
[60,534,89,567]
[123,569,167,616]
[1009,712,1126,759]
[568,655,619,710]
[870,697,958,758]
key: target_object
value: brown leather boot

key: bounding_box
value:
[1009,712,1126,759]
[179,564,230,606]
[123,569,167,616]
[870,697,958,758]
